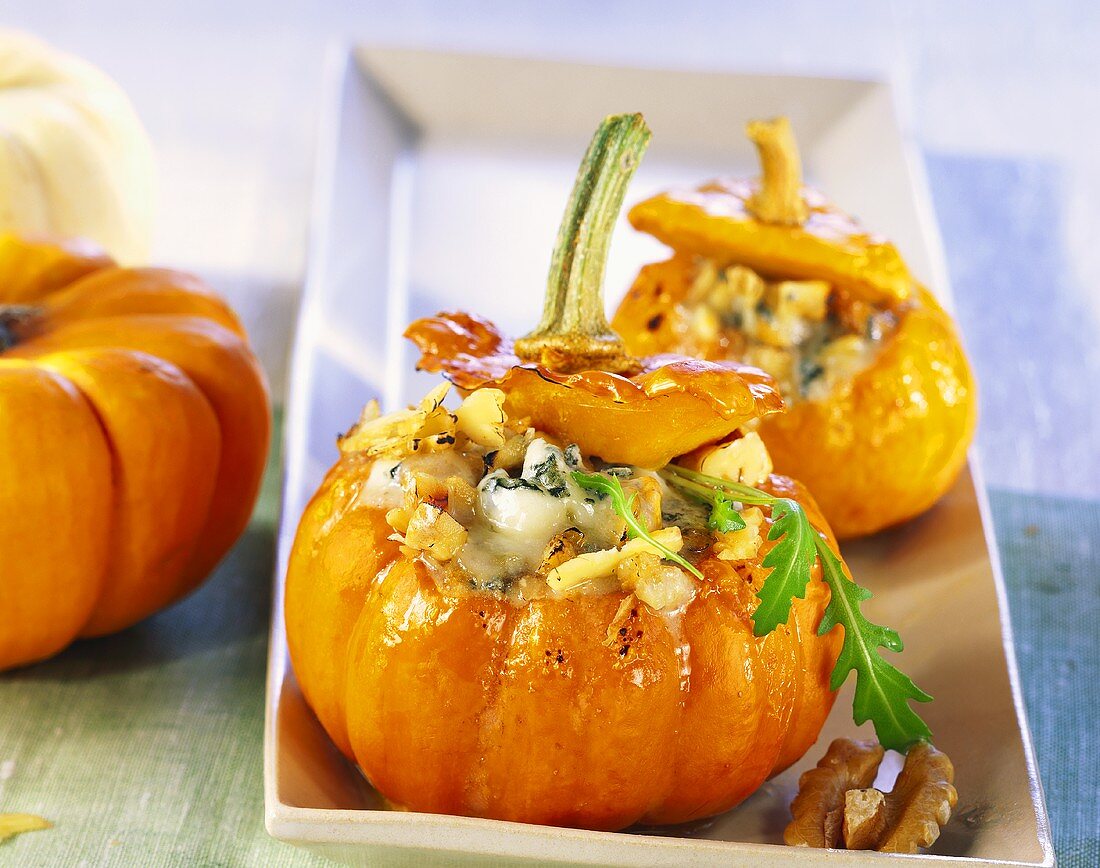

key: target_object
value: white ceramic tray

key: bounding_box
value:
[264,45,1054,866]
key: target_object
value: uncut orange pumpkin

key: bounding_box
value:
[613,118,977,539]
[0,234,270,670]
[286,115,849,829]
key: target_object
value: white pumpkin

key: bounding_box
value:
[0,30,154,265]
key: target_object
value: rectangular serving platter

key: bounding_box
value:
[264,45,1054,866]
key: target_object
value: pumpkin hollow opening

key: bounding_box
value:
[650,256,906,405]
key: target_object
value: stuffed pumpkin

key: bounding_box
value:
[285,115,934,830]
[0,234,270,670]
[612,117,977,539]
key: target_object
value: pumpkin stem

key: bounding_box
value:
[514,113,650,374]
[0,305,40,351]
[745,116,808,226]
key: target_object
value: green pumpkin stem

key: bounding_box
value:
[514,113,650,374]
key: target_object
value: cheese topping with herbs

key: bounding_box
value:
[679,259,899,403]
[345,385,779,612]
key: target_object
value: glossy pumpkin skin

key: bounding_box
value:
[405,311,784,469]
[286,455,843,830]
[613,255,977,539]
[0,235,271,670]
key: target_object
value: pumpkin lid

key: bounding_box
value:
[406,114,783,469]
[628,117,913,304]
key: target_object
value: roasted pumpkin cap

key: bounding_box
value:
[407,114,783,469]
[627,117,912,304]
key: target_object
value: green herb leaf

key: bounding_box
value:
[814,537,933,751]
[659,463,933,750]
[571,471,703,579]
[752,498,816,635]
[707,496,747,533]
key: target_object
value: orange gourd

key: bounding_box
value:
[0,234,271,670]
[613,118,977,538]
[285,115,849,830]
[287,460,840,829]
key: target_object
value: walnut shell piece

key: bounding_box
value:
[785,738,958,853]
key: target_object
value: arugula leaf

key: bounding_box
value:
[571,471,703,579]
[660,463,933,751]
[814,538,933,751]
[658,469,747,533]
[708,496,747,532]
[752,498,816,635]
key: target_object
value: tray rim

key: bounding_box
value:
[263,41,1054,866]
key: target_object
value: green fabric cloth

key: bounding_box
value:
[0,415,323,867]
[0,422,1096,864]
[989,489,1099,867]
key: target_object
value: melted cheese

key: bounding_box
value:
[361,450,480,510]
[458,439,623,584]
[688,258,892,403]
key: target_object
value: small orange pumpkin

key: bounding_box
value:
[613,118,977,538]
[0,234,270,670]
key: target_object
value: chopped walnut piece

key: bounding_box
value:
[546,527,684,593]
[714,506,765,562]
[488,429,533,472]
[401,503,468,562]
[785,738,957,853]
[785,738,884,847]
[843,788,886,849]
[455,388,507,448]
[385,472,427,535]
[445,476,478,526]
[339,383,456,458]
[410,471,448,508]
[538,528,584,575]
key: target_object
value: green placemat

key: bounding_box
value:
[0,423,1096,865]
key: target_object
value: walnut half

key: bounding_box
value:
[785,738,884,848]
[785,738,957,854]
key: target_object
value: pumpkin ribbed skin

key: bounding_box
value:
[0,235,270,669]
[613,256,977,539]
[286,455,842,830]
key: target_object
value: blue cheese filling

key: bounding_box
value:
[683,259,898,402]
[349,385,773,611]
